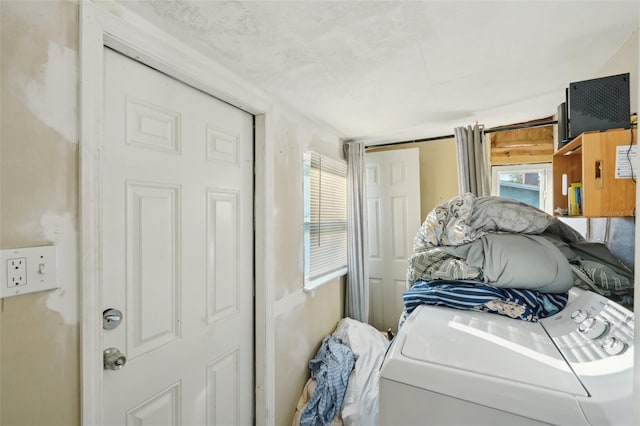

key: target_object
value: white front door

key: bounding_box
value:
[366,148,421,332]
[102,48,254,425]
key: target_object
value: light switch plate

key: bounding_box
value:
[0,246,58,298]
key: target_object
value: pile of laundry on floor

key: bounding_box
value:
[293,318,389,426]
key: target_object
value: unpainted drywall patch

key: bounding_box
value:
[41,211,78,325]
[19,40,77,144]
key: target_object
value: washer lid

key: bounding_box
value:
[401,305,588,396]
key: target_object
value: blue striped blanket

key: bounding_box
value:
[403,280,568,322]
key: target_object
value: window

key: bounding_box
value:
[491,163,552,214]
[303,151,348,290]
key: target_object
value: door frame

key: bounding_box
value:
[80,3,275,425]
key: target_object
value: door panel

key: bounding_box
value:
[126,182,181,359]
[206,190,240,324]
[366,149,421,331]
[126,383,181,426]
[102,48,253,425]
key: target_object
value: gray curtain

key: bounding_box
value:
[454,124,490,196]
[344,141,369,322]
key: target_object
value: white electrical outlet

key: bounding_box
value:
[0,246,58,298]
[6,257,27,287]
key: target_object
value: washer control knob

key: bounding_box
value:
[578,318,609,340]
[602,336,627,356]
[571,310,589,323]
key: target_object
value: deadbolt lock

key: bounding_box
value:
[103,308,123,330]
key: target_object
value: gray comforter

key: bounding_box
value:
[407,194,633,296]
[412,193,583,251]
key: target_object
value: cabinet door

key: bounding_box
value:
[582,130,636,217]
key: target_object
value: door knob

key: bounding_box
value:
[103,347,127,370]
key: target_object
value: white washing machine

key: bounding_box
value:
[379,287,634,425]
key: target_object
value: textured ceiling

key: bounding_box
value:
[116,1,639,144]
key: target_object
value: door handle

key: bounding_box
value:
[103,347,127,370]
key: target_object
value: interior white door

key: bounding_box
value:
[366,148,421,332]
[102,48,254,426]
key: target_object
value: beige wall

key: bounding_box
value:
[274,281,345,426]
[271,110,346,425]
[368,138,459,220]
[0,1,345,425]
[1,1,80,426]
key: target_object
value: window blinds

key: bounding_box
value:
[304,152,348,286]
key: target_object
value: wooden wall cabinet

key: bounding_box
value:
[552,128,637,217]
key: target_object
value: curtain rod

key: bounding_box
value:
[484,120,557,134]
[365,120,558,150]
[367,134,454,149]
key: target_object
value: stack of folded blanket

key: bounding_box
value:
[401,194,633,327]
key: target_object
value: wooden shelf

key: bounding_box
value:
[552,128,636,217]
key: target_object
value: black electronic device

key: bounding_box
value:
[567,73,630,139]
[557,101,568,149]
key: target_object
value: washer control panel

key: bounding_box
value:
[540,288,634,364]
